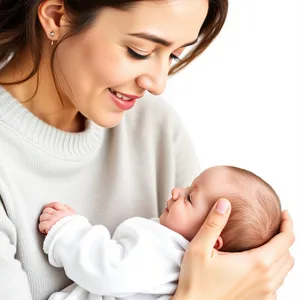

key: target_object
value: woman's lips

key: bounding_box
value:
[109,88,142,100]
[109,89,137,111]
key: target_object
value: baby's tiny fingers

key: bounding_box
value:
[38,221,51,234]
[43,202,59,209]
[64,204,76,213]
[43,202,66,210]
[39,213,52,222]
[52,202,68,210]
[42,207,56,215]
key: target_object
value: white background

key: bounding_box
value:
[164,0,299,299]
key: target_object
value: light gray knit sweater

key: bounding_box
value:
[0,86,199,300]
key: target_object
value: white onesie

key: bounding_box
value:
[43,216,189,300]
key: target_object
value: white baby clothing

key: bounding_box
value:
[44,216,189,300]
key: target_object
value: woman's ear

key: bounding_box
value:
[37,0,67,43]
[214,236,224,250]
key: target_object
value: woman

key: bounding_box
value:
[0,1,294,300]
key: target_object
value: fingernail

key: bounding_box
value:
[216,199,230,215]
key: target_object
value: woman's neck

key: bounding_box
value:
[0,48,85,133]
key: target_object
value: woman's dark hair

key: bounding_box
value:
[0,0,228,87]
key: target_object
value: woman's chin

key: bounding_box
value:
[93,111,124,128]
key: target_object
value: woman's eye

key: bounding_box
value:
[127,47,181,62]
[170,54,181,62]
[127,48,151,60]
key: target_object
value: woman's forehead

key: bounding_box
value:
[95,0,209,47]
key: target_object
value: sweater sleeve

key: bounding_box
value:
[0,197,33,300]
[44,216,180,298]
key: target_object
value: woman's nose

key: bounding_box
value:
[136,60,169,95]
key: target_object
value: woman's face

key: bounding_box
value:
[55,0,208,128]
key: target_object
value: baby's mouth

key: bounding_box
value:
[165,202,170,212]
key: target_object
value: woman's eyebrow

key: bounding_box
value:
[127,32,198,48]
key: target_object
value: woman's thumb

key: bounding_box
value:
[189,198,231,256]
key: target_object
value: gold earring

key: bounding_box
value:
[50,31,55,46]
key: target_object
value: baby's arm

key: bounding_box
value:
[39,204,179,297]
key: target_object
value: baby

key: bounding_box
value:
[39,166,281,300]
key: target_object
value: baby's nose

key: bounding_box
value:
[172,188,185,200]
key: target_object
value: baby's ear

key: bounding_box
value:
[214,236,224,250]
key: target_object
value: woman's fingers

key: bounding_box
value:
[251,230,295,267]
[272,251,291,275]
[271,253,295,291]
[190,198,231,255]
[280,210,293,232]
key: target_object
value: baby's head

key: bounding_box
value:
[160,166,281,252]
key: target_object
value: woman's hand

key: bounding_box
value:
[173,198,295,300]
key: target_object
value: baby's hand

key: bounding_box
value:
[39,202,76,235]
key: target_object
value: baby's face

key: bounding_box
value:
[160,166,236,241]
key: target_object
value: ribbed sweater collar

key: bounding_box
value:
[0,86,105,160]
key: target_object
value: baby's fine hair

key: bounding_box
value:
[221,166,281,252]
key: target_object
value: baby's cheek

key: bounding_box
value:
[179,215,205,241]
[160,210,197,241]
[167,216,193,241]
